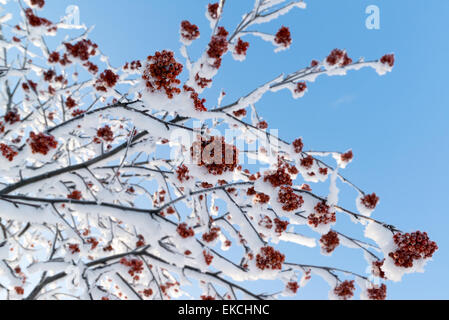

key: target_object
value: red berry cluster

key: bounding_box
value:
[64,39,98,61]
[28,132,58,155]
[208,3,219,19]
[372,259,386,279]
[292,138,304,153]
[257,120,268,129]
[177,223,195,238]
[233,109,247,118]
[4,109,20,125]
[195,73,212,89]
[96,125,114,143]
[0,144,18,161]
[142,50,183,98]
[14,287,24,295]
[176,164,190,182]
[259,215,273,229]
[86,237,99,250]
[367,284,387,300]
[202,227,220,243]
[120,258,144,279]
[320,231,340,254]
[123,60,142,71]
[361,193,379,210]
[25,8,52,27]
[234,38,250,56]
[191,136,239,175]
[65,96,77,109]
[274,26,292,48]
[341,150,353,163]
[254,192,270,204]
[295,82,307,94]
[22,80,37,92]
[308,201,336,228]
[334,280,355,300]
[136,234,145,248]
[256,246,285,271]
[201,295,215,300]
[30,0,45,8]
[380,54,395,67]
[180,21,200,41]
[95,69,119,92]
[207,27,229,69]
[43,69,55,82]
[68,243,80,254]
[274,218,289,235]
[203,250,214,265]
[67,190,82,200]
[300,155,314,169]
[286,281,299,294]
[388,231,438,268]
[183,85,207,112]
[326,49,352,67]
[278,186,304,212]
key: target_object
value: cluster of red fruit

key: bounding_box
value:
[67,190,82,200]
[278,186,304,212]
[0,144,18,161]
[95,125,114,143]
[308,201,336,228]
[256,246,285,271]
[207,27,229,69]
[25,8,52,27]
[120,258,144,279]
[208,3,219,19]
[274,26,292,48]
[64,39,98,62]
[320,231,340,254]
[203,250,214,266]
[286,281,299,294]
[326,49,352,67]
[234,38,250,56]
[176,165,190,183]
[28,132,58,155]
[177,223,195,238]
[388,231,438,268]
[334,280,355,300]
[295,82,307,94]
[202,227,220,243]
[143,50,183,99]
[95,69,119,92]
[367,284,387,300]
[274,218,289,235]
[361,193,379,210]
[4,109,20,125]
[183,85,207,112]
[191,136,239,175]
[180,21,200,41]
[30,0,45,8]
[380,54,395,67]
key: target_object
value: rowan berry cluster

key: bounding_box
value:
[4,109,20,124]
[65,96,77,109]
[67,190,82,200]
[64,39,98,61]
[278,186,304,211]
[202,227,220,243]
[120,258,144,278]
[95,69,119,92]
[180,21,200,41]
[292,138,304,153]
[295,82,307,94]
[259,215,273,229]
[286,281,299,294]
[274,218,289,235]
[367,284,387,300]
[25,8,52,27]
[183,85,207,112]
[388,231,438,268]
[28,132,58,155]
[274,26,292,48]
[300,155,314,169]
[341,150,353,162]
[95,125,114,143]
[334,280,355,300]
[68,243,80,254]
[308,201,336,227]
[372,259,386,279]
[191,136,239,175]
[234,38,250,56]
[320,231,340,254]
[136,235,145,248]
[256,246,285,270]
[380,54,395,67]
[233,109,247,117]
[208,3,219,20]
[143,50,183,98]
[203,250,214,265]
[123,60,142,71]
[194,73,212,89]
[30,0,45,8]
[207,27,229,69]
[361,193,379,210]
[0,144,18,161]
[177,223,195,238]
[176,164,190,182]
[326,49,352,67]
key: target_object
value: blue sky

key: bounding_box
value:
[27,0,449,299]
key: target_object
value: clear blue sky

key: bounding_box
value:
[34,0,448,299]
